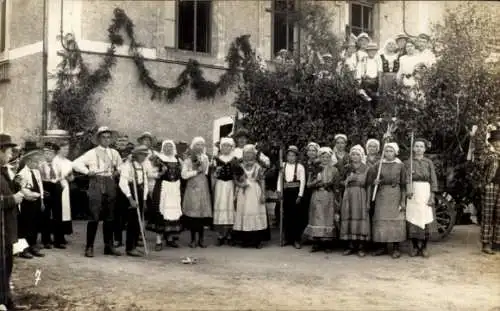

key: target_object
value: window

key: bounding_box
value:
[349,1,374,37]
[0,0,7,53]
[177,0,212,53]
[272,0,295,57]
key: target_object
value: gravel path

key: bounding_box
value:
[10,222,500,311]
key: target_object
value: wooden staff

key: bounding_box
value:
[132,166,149,256]
[371,124,392,202]
[278,147,285,247]
[409,131,414,195]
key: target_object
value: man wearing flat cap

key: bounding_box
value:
[73,126,123,257]
[118,145,150,257]
[481,130,500,254]
[16,142,46,259]
[395,33,408,57]
[0,134,38,310]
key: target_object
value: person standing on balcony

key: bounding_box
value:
[73,126,123,258]
[396,41,422,87]
[395,33,409,57]
[181,137,212,248]
[481,130,500,254]
[379,39,400,95]
[359,42,381,106]
[337,36,358,76]
[416,33,436,68]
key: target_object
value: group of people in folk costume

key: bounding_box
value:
[328,32,436,105]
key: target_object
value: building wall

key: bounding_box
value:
[0,0,43,141]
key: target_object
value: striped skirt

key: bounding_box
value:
[481,183,500,244]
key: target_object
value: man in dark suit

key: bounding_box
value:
[0,134,39,310]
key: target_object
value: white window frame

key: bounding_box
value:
[271,0,298,58]
[212,116,234,154]
[175,0,213,55]
[0,0,10,61]
[349,0,375,38]
[0,107,4,132]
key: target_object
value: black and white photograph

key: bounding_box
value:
[0,0,499,310]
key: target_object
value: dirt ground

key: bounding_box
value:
[10,222,500,311]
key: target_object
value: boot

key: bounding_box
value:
[482,243,495,255]
[104,246,122,256]
[126,248,142,257]
[391,243,401,259]
[409,239,418,257]
[19,249,33,259]
[197,230,207,248]
[29,247,45,257]
[420,240,430,258]
[84,247,94,258]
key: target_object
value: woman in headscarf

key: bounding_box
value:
[303,142,321,236]
[212,137,238,246]
[367,143,407,259]
[340,145,370,257]
[303,147,340,253]
[333,134,349,179]
[404,138,437,258]
[150,140,183,251]
[232,144,270,249]
[181,137,212,248]
[378,39,400,95]
[365,139,381,167]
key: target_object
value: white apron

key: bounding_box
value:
[406,181,434,229]
[159,180,182,221]
[61,179,71,221]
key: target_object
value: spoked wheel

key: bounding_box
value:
[431,192,457,241]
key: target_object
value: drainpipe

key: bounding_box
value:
[42,0,48,134]
[402,0,417,38]
[59,0,233,72]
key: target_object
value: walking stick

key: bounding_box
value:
[132,167,149,256]
[409,131,414,196]
[371,123,393,202]
[278,148,285,247]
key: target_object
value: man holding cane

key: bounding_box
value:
[118,145,149,257]
[0,134,39,310]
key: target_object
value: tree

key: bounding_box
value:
[233,1,500,192]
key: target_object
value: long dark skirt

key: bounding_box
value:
[283,187,306,243]
[147,180,182,234]
[407,206,436,240]
[232,213,271,245]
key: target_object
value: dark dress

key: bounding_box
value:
[149,158,183,234]
[340,163,371,241]
[366,160,407,243]
[404,157,438,240]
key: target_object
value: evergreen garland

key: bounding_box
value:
[50,8,255,137]
[109,8,253,102]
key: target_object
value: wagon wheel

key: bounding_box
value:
[431,192,457,241]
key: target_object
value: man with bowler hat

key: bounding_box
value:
[73,126,123,257]
[0,133,38,310]
[481,129,500,254]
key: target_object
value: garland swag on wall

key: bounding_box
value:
[109,8,253,102]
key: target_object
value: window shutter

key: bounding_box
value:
[164,1,176,48]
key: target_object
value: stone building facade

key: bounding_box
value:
[0,0,497,145]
